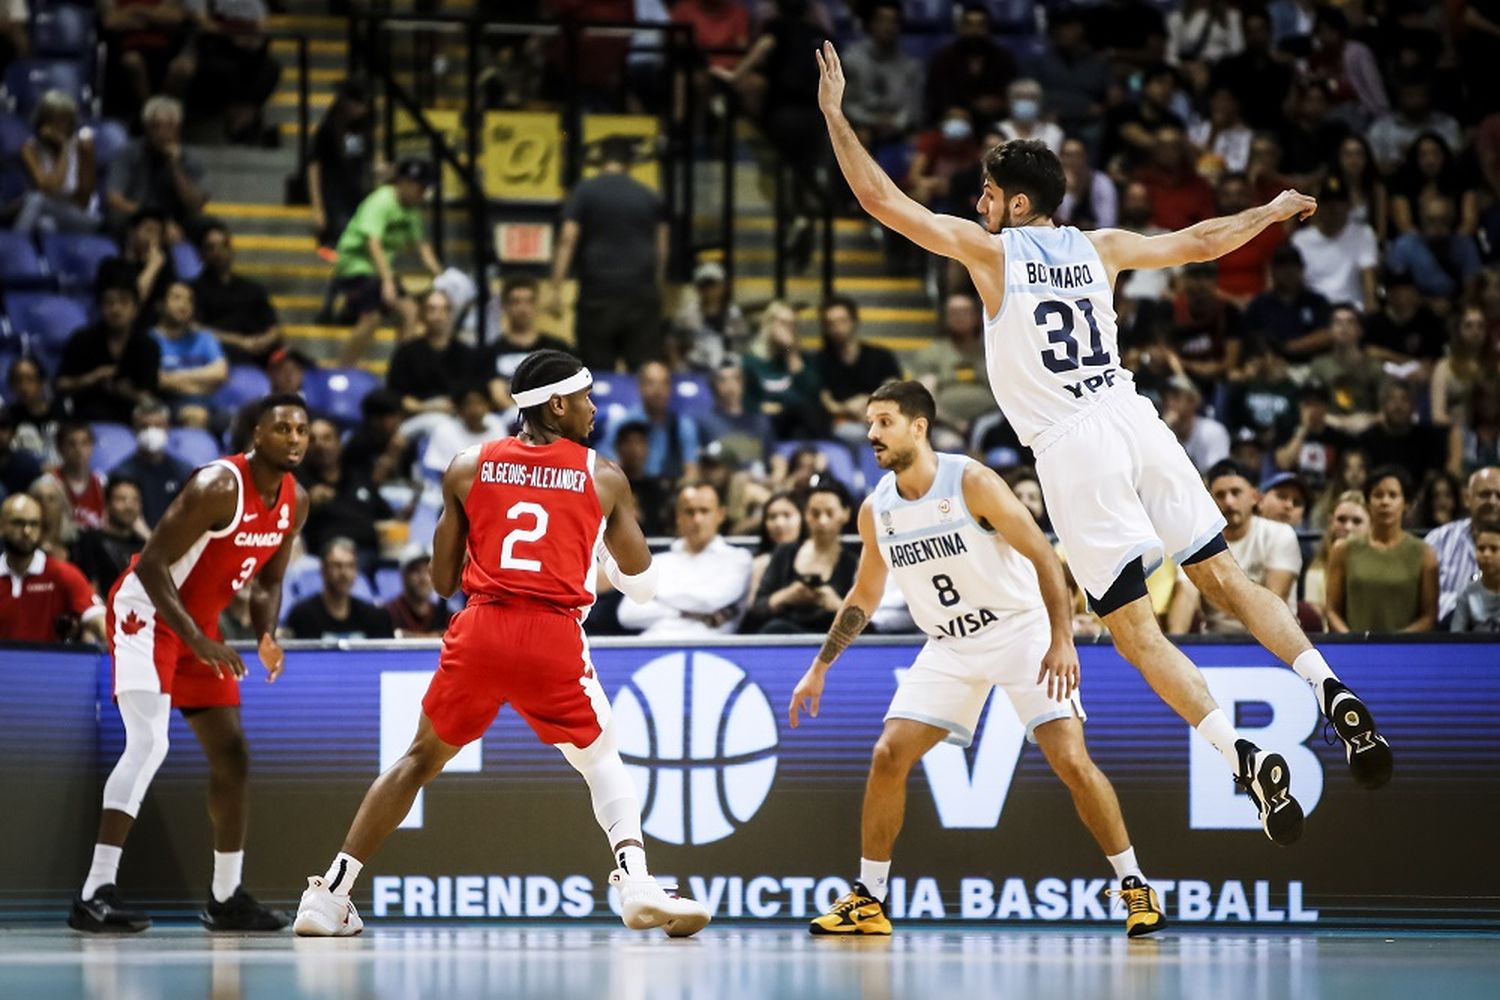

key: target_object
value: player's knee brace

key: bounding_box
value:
[101,692,172,816]
[557,727,640,834]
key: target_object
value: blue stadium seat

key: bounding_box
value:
[303,367,379,427]
[5,291,87,353]
[211,364,271,412]
[3,59,88,116]
[859,443,885,494]
[0,349,19,396]
[591,372,641,427]
[41,231,118,290]
[672,373,713,418]
[90,422,135,472]
[775,439,863,496]
[0,111,28,158]
[171,240,202,282]
[31,6,96,59]
[373,567,403,604]
[0,162,27,205]
[166,426,220,468]
[0,231,47,288]
[280,557,375,622]
[86,118,129,178]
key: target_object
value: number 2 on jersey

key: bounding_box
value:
[500,501,549,572]
[1035,298,1110,374]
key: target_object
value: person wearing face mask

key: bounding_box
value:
[110,400,193,528]
[996,80,1063,155]
[908,107,982,216]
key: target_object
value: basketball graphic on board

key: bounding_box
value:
[612,652,779,846]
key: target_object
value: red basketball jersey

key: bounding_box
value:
[112,453,297,639]
[461,437,604,617]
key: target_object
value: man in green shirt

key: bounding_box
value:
[329,158,442,365]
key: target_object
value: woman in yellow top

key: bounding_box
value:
[1326,467,1438,633]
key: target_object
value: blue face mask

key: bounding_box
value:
[940,118,973,142]
[1011,98,1040,122]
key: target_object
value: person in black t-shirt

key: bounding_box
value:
[339,389,413,489]
[70,475,147,595]
[386,289,479,417]
[283,537,393,640]
[483,276,573,408]
[55,277,161,426]
[298,417,393,572]
[307,81,373,251]
[193,221,283,365]
[1364,272,1447,365]
[1358,380,1446,482]
[817,295,901,446]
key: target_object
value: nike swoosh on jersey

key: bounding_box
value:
[242,513,258,522]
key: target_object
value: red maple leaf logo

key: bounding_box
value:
[121,611,146,636]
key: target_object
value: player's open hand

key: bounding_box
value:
[814,41,845,117]
[189,635,246,680]
[1037,639,1080,701]
[1268,189,1317,222]
[258,632,285,683]
[789,665,827,728]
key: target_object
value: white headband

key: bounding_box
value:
[512,367,593,409]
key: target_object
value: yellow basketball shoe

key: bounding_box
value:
[809,883,892,936]
[1109,876,1166,938]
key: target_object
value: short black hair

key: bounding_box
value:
[598,135,636,167]
[615,418,651,442]
[1366,465,1413,502]
[95,261,140,304]
[502,275,539,301]
[253,392,310,424]
[360,387,402,419]
[676,479,723,507]
[1206,459,1256,488]
[511,349,585,430]
[196,217,230,248]
[983,140,1066,218]
[821,295,860,323]
[105,474,142,502]
[869,379,937,430]
[807,475,853,511]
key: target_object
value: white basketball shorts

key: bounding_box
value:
[1033,391,1225,608]
[885,609,1085,748]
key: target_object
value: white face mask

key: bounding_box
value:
[137,426,167,455]
[940,118,973,142]
[1011,98,1040,122]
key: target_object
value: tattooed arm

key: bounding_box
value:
[789,499,888,728]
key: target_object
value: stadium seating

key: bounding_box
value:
[0,112,28,158]
[673,373,713,418]
[30,6,96,60]
[591,371,641,426]
[775,439,863,495]
[86,119,129,180]
[0,231,47,287]
[5,291,88,355]
[859,443,884,495]
[171,241,203,282]
[302,366,379,427]
[3,59,89,116]
[211,364,271,413]
[41,231,118,290]
[280,557,375,622]
[373,567,403,605]
[166,426,220,468]
[89,422,135,472]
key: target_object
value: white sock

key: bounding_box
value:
[212,850,243,903]
[859,858,891,902]
[82,844,123,899]
[615,844,649,878]
[1196,708,1244,773]
[1106,846,1144,883]
[324,852,363,897]
[1292,649,1338,713]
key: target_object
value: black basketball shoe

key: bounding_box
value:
[68,884,151,934]
[201,887,290,931]
[1322,679,1394,790]
[1234,740,1304,845]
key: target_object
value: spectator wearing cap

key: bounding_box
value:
[699,361,774,471]
[193,219,284,365]
[548,137,667,373]
[1169,459,1301,635]
[109,401,192,527]
[297,417,392,572]
[284,537,394,640]
[1213,172,1284,306]
[838,1,921,153]
[1225,337,1299,446]
[1426,467,1500,622]
[818,296,902,448]
[267,346,313,397]
[104,95,208,240]
[329,157,442,365]
[420,384,511,481]
[672,261,749,371]
[1386,195,1483,303]
[1307,305,1385,432]
[0,493,106,643]
[1363,271,1447,368]
[1161,375,1230,474]
[482,276,574,410]
[70,475,147,594]
[151,281,228,428]
[1273,379,1354,494]
[386,289,480,421]
[55,277,162,426]
[601,361,701,483]
[0,406,44,499]
[1290,176,1379,313]
[384,547,451,637]
[1170,261,1241,391]
[1258,470,1310,528]
[1243,245,1331,359]
[1358,380,1447,483]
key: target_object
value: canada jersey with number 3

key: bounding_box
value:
[461,437,605,618]
[984,226,1133,447]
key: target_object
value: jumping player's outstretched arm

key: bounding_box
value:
[247,483,308,682]
[959,463,1080,699]
[789,497,888,727]
[432,447,478,599]
[135,465,247,678]
[815,42,994,268]
[1087,190,1317,281]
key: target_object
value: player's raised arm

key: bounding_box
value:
[431,446,478,599]
[815,41,993,266]
[595,458,658,603]
[1087,190,1317,280]
[134,465,246,678]
[790,497,888,727]
[960,463,1079,699]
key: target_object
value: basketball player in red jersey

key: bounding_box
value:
[70,394,310,934]
[295,350,711,938]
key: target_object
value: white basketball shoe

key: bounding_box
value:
[292,876,365,937]
[610,870,711,938]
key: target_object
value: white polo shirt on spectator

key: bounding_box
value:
[1291,221,1379,308]
[615,535,752,638]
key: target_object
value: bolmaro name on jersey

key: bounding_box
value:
[1022,261,1095,289]
[886,531,968,567]
[480,461,588,493]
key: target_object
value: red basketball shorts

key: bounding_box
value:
[423,600,610,749]
[108,577,240,709]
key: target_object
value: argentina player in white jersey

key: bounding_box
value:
[791,382,1165,938]
[813,41,1391,847]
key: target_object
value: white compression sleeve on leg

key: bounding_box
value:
[605,557,658,605]
[557,727,646,863]
[101,691,172,816]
